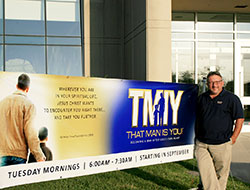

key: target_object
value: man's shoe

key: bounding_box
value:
[197,184,203,190]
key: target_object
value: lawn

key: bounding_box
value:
[5,159,250,190]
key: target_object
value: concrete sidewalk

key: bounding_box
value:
[231,132,250,184]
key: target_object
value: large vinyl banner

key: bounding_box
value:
[0,72,198,188]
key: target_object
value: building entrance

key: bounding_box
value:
[235,41,250,129]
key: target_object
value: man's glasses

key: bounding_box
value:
[207,80,222,85]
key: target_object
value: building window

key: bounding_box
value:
[172,42,194,84]
[0,0,83,76]
[237,13,250,39]
[0,0,3,34]
[172,13,194,84]
[0,0,3,70]
[5,45,45,73]
[47,46,82,76]
[47,0,81,36]
[5,0,45,35]
[0,45,2,71]
[172,12,236,93]
[172,12,195,30]
[197,13,233,31]
[197,42,234,91]
[46,0,82,76]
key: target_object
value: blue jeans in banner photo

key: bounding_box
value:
[0,156,27,166]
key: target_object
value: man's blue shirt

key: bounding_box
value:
[195,89,244,145]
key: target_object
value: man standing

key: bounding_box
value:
[195,71,244,190]
[0,74,45,166]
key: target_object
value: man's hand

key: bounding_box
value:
[231,118,244,144]
[231,136,237,144]
[37,159,45,162]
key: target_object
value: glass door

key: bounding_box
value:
[235,41,250,126]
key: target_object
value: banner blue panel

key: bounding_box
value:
[110,81,198,153]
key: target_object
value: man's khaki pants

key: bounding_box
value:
[195,140,232,190]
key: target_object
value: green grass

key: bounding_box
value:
[5,159,250,190]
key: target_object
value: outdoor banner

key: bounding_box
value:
[0,72,198,188]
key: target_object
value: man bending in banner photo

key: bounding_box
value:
[195,71,244,190]
[0,73,45,166]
